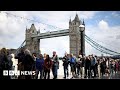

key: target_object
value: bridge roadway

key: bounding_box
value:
[31,29,69,39]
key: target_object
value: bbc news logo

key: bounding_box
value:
[3,70,36,76]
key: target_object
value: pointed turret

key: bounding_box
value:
[74,13,80,22]
[26,26,27,31]
[30,24,36,31]
[69,17,71,23]
[69,17,72,26]
[82,19,85,26]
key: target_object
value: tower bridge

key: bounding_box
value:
[16,14,120,57]
[24,14,85,57]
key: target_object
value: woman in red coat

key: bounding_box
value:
[44,54,53,79]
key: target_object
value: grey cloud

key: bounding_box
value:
[108,36,114,38]
[116,35,120,39]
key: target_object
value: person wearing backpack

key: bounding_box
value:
[69,54,76,79]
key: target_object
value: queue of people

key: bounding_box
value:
[0,47,120,79]
[62,53,120,79]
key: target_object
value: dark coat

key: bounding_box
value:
[85,58,91,69]
[23,54,34,71]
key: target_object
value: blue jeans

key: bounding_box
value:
[110,68,114,79]
[63,66,69,78]
[35,69,44,79]
[52,66,58,79]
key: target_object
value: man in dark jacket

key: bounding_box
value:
[15,49,25,64]
[84,56,91,78]
[62,53,69,79]
[15,48,25,79]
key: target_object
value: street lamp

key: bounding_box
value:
[79,24,85,57]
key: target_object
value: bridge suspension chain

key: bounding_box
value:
[1,11,64,30]
[85,34,120,55]
[85,36,118,55]
[15,40,26,55]
[85,36,114,55]
[85,36,116,55]
[85,38,115,55]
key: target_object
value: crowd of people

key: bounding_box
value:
[0,47,120,79]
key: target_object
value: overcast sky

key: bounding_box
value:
[0,11,120,57]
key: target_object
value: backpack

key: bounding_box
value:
[70,57,75,64]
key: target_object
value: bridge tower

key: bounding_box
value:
[25,24,40,55]
[69,14,85,57]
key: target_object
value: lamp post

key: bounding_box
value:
[79,24,85,57]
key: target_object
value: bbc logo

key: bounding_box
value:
[3,70,20,76]
[3,70,8,76]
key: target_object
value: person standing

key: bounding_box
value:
[52,51,59,79]
[90,55,97,78]
[62,53,69,79]
[15,48,25,79]
[44,54,53,79]
[69,54,76,79]
[0,48,11,79]
[22,49,34,79]
[32,53,37,79]
[109,60,114,79]
[35,54,44,79]
[7,51,13,79]
[84,56,91,78]
[43,53,47,77]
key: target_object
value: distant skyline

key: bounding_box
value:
[0,11,120,57]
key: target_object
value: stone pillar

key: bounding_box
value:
[33,38,40,57]
[25,24,40,56]
[82,30,85,56]
[69,25,81,57]
[69,14,82,57]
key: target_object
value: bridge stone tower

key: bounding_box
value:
[25,24,40,55]
[24,14,85,57]
[69,14,85,57]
